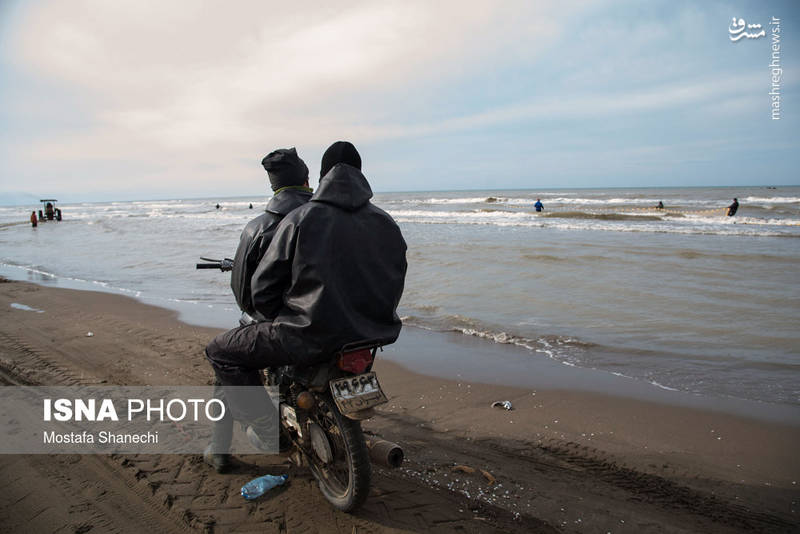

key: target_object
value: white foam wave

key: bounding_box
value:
[610,372,681,392]
[741,196,800,204]
[459,327,538,351]
[10,302,45,313]
[0,263,143,298]
[389,196,751,212]
[546,197,663,205]
[389,209,798,236]
[648,380,680,392]
[682,215,800,227]
[389,209,532,220]
[391,195,800,211]
[451,326,588,368]
[417,197,493,204]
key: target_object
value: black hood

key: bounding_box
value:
[312,163,372,211]
[320,141,361,178]
[266,187,313,216]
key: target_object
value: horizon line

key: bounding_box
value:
[1,183,798,206]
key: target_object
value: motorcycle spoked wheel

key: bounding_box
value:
[304,393,371,512]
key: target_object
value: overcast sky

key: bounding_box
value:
[0,0,797,203]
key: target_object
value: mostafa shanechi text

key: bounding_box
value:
[769,17,781,120]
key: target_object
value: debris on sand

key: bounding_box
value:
[481,469,497,486]
[452,465,476,474]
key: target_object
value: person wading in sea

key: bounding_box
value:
[727,198,739,217]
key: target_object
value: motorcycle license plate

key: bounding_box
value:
[330,372,388,415]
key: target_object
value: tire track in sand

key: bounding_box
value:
[0,317,539,533]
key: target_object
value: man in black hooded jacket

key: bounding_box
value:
[204,147,311,472]
[205,141,407,452]
[231,147,313,318]
[251,141,407,362]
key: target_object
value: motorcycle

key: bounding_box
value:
[197,258,404,512]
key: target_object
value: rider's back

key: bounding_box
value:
[231,189,312,315]
[252,163,407,365]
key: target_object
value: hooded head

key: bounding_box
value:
[320,141,361,178]
[261,148,309,191]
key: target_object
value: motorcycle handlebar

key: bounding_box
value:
[196,258,234,272]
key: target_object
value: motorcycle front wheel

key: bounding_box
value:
[306,394,371,512]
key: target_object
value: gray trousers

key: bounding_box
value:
[205,322,293,449]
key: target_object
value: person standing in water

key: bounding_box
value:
[534,199,544,212]
[727,198,739,217]
[30,211,37,227]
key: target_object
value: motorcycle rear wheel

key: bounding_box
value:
[306,394,371,512]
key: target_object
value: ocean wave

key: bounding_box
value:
[542,211,663,221]
[0,263,144,298]
[418,196,495,204]
[741,196,800,204]
[389,209,532,221]
[399,196,686,207]
[406,196,683,206]
[389,208,799,236]
[520,254,566,262]
[672,250,799,263]
[545,196,664,205]
[401,313,593,367]
[682,215,800,227]
[608,372,680,392]
[389,195,800,213]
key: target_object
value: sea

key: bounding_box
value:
[1,186,799,409]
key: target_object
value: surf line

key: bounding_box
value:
[531,207,727,216]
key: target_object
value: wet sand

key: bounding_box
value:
[0,278,798,533]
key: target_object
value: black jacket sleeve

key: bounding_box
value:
[231,227,261,315]
[250,220,297,321]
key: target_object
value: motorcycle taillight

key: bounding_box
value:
[337,349,373,374]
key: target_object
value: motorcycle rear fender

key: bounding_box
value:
[282,340,387,391]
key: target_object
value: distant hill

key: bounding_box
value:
[0,192,44,207]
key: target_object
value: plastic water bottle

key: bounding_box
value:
[241,474,288,500]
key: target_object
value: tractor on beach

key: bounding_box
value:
[37,199,62,222]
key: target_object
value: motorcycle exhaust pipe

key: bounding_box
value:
[366,439,404,468]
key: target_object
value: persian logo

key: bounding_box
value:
[729,16,782,120]
[729,17,765,41]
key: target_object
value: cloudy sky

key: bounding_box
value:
[0,0,797,203]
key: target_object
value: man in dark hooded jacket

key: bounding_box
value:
[204,147,311,473]
[231,147,313,318]
[205,141,406,451]
[727,198,739,217]
[250,141,407,363]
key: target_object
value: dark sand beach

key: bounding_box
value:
[1,278,797,533]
